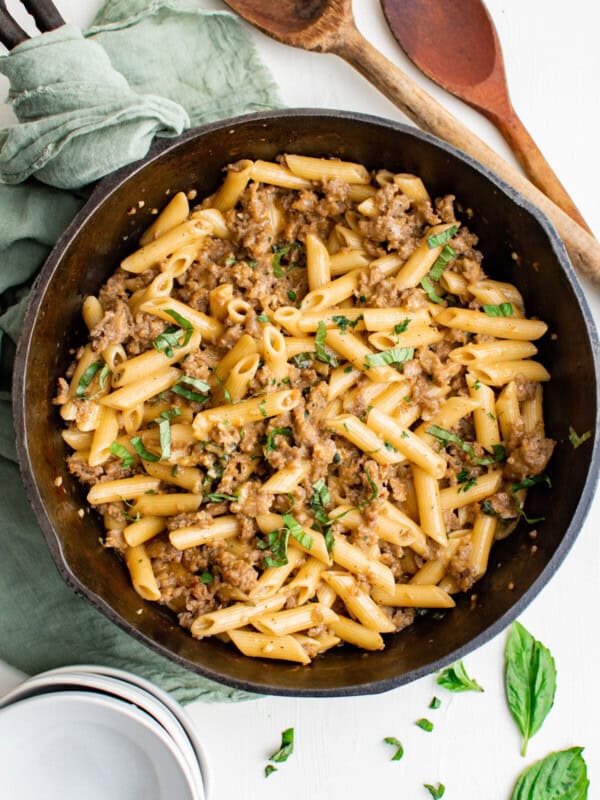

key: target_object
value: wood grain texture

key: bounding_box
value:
[381,0,592,232]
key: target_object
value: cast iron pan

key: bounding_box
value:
[13,110,600,696]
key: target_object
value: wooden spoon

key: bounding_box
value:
[381,0,591,233]
[223,0,600,284]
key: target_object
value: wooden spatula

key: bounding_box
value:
[381,0,591,232]
[223,0,600,284]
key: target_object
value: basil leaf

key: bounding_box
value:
[331,314,363,333]
[172,374,210,403]
[421,276,444,304]
[269,728,294,763]
[264,765,277,778]
[427,225,458,249]
[428,245,455,281]
[199,571,213,584]
[424,783,445,799]
[258,398,267,417]
[416,718,434,732]
[394,318,410,334]
[264,427,293,454]
[76,361,103,398]
[291,352,315,369]
[511,747,589,800]
[152,325,184,358]
[109,441,134,469]
[130,436,160,462]
[365,347,414,369]
[206,492,238,503]
[568,426,591,449]
[282,513,313,550]
[98,364,111,392]
[272,242,302,277]
[509,474,551,524]
[437,660,484,692]
[429,696,441,710]
[383,737,404,761]
[164,308,193,345]
[261,528,290,568]
[482,302,514,317]
[505,621,557,756]
[315,321,338,366]
[426,425,499,467]
[257,314,270,323]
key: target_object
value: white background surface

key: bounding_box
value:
[1,1,599,798]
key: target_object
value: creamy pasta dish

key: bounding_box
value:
[56,154,554,665]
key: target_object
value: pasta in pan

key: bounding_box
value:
[57,155,554,665]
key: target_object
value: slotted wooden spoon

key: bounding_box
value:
[381,0,590,232]
[223,0,600,285]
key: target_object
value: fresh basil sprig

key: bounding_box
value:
[505,621,557,757]
[437,660,484,693]
[511,747,589,800]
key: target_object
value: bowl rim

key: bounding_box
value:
[13,108,600,697]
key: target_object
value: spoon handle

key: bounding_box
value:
[332,24,600,285]
[489,105,592,234]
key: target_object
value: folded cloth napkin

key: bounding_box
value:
[0,0,281,704]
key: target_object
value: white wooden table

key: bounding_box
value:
[1,1,599,797]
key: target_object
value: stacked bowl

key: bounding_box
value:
[0,665,208,800]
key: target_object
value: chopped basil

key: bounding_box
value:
[482,302,514,317]
[171,465,179,477]
[199,571,213,584]
[282,513,313,550]
[98,364,111,392]
[427,425,504,467]
[568,425,591,449]
[383,736,404,761]
[332,314,363,333]
[172,375,210,404]
[206,492,239,503]
[384,440,398,452]
[257,314,270,323]
[510,747,588,800]
[427,225,458,249]
[456,469,477,493]
[291,352,314,369]
[246,259,258,269]
[429,244,456,281]
[155,408,180,460]
[258,399,268,417]
[109,441,134,469]
[259,529,290,568]
[264,427,293,454]
[421,276,444,304]
[437,660,484,692]
[424,783,445,799]
[315,321,338,366]
[287,290,297,301]
[505,621,557,756]
[343,365,353,374]
[130,436,160,462]
[152,326,185,358]
[365,347,414,369]
[272,242,302,277]
[416,718,434,732]
[429,696,441,710]
[509,474,551,524]
[394,319,410,334]
[480,499,503,518]
[264,765,277,778]
[224,256,237,266]
[76,361,103,398]
[165,308,193,344]
[473,378,481,390]
[269,727,294,763]
[333,452,341,464]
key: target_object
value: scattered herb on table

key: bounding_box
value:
[437,660,484,693]
[568,426,591,449]
[416,718,434,732]
[510,747,588,800]
[424,783,445,799]
[269,727,294,763]
[383,736,404,761]
[429,696,441,710]
[505,621,557,757]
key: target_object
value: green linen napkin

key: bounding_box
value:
[0,0,281,704]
